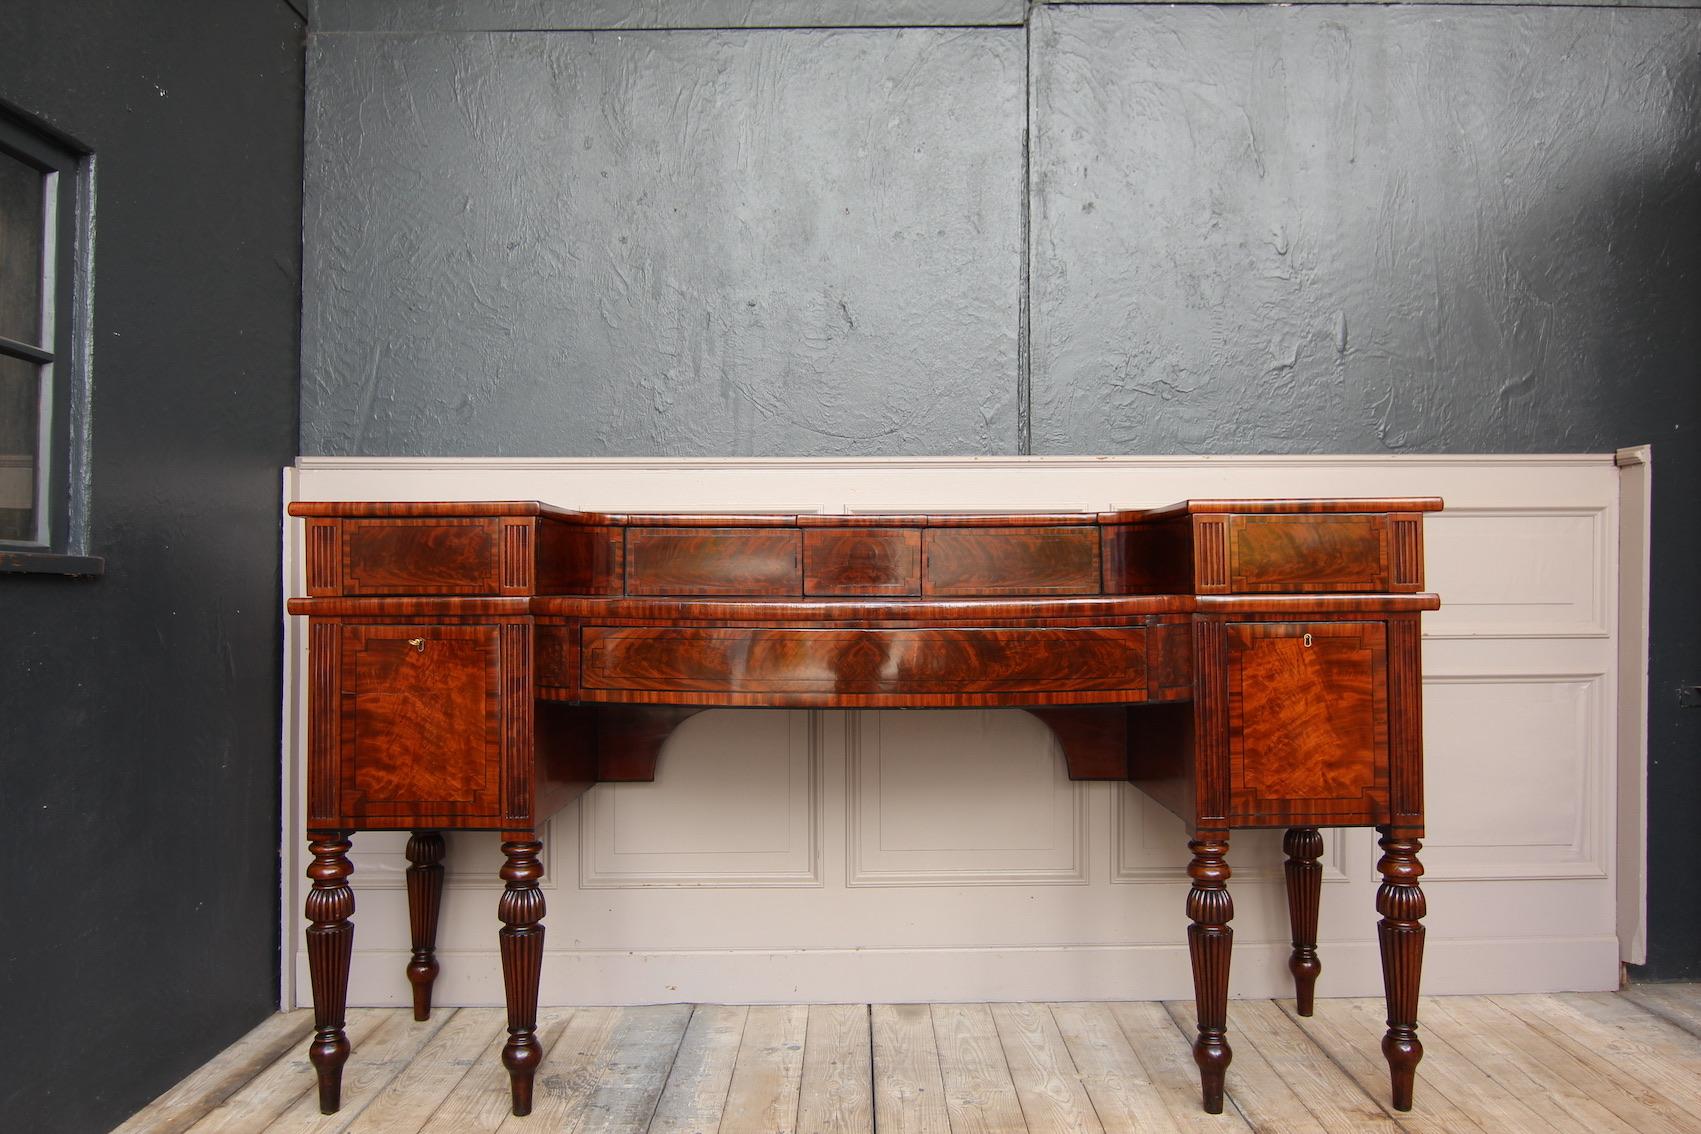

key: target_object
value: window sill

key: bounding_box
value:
[0,550,105,576]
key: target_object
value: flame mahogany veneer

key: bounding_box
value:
[288,497,1442,1118]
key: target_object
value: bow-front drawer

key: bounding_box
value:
[575,624,1153,706]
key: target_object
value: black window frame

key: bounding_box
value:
[0,101,99,576]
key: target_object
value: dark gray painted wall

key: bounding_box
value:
[1031,5,1701,455]
[302,28,1023,455]
[303,3,1699,978]
[0,3,303,1130]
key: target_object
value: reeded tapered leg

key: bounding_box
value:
[498,834,546,1117]
[1186,831,1233,1114]
[1376,828,1426,1111]
[304,832,355,1114]
[405,830,446,1021]
[1284,826,1324,1016]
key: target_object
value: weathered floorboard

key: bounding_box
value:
[110,990,1701,1134]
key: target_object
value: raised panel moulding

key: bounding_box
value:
[282,453,1628,1006]
[1112,787,1355,885]
[580,710,821,887]
[1421,673,1608,881]
[1424,507,1609,639]
[848,710,1089,886]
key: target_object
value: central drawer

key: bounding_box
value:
[579,624,1150,698]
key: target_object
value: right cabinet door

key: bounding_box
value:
[1226,621,1389,827]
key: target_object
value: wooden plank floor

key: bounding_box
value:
[115,987,1701,1133]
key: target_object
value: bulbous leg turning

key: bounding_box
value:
[498,834,546,1117]
[404,830,446,1021]
[1376,828,1426,1111]
[1284,827,1324,1016]
[1186,832,1233,1114]
[304,832,355,1114]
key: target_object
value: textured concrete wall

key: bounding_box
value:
[301,3,1701,977]
[303,28,1023,455]
[1030,5,1701,455]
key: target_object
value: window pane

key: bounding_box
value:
[0,352,40,540]
[0,150,46,347]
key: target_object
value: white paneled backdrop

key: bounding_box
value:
[281,454,1648,1008]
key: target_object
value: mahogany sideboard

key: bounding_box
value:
[287,496,1441,1117]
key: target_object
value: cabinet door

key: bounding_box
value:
[1226,621,1389,826]
[335,624,507,825]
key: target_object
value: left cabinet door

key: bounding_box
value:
[309,623,508,827]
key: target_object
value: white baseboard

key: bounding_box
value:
[303,936,1621,1009]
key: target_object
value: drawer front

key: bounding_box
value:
[580,624,1149,701]
[1226,514,1388,592]
[333,624,507,822]
[803,528,921,596]
[625,528,801,596]
[923,526,1102,596]
[1227,621,1389,825]
[341,518,503,595]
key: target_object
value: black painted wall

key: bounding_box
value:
[301,2,1701,979]
[0,3,304,1131]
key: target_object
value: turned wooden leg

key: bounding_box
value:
[1376,828,1426,1111]
[1284,827,1324,1016]
[304,832,355,1115]
[405,830,446,1022]
[498,833,546,1117]
[1186,831,1233,1114]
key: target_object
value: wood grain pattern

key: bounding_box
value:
[343,519,502,595]
[536,522,623,595]
[1226,622,1388,827]
[804,528,921,596]
[306,520,341,595]
[304,832,356,1115]
[404,831,445,1022]
[1375,831,1425,1112]
[923,526,1101,596]
[872,1004,950,1134]
[1228,515,1388,593]
[1283,827,1324,1017]
[1026,707,1130,780]
[338,625,505,823]
[499,518,534,594]
[626,527,800,596]
[285,495,1441,1122]
[796,1004,875,1134]
[498,836,547,1117]
[1388,516,1424,591]
[1101,519,1192,595]
[1192,517,1229,593]
[579,625,1150,702]
[1185,833,1233,1115]
[930,1004,1027,1134]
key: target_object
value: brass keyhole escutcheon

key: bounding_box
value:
[1302,633,1314,648]
[406,637,427,653]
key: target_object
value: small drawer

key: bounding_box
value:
[340,518,503,595]
[803,528,921,596]
[1226,514,1388,593]
[625,528,801,596]
[923,526,1101,596]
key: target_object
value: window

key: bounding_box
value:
[0,103,97,574]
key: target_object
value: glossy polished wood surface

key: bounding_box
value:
[579,624,1153,703]
[1226,621,1389,826]
[287,496,1440,1119]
